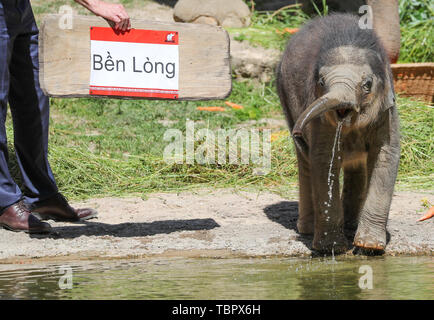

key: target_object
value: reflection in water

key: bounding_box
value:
[0,256,432,299]
[294,258,363,299]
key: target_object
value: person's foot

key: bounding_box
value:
[29,193,98,222]
[0,201,52,234]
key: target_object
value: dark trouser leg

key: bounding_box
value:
[0,2,23,212]
[7,2,58,205]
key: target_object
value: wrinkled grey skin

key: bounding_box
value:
[276,14,400,253]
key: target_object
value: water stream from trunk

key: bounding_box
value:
[324,120,344,223]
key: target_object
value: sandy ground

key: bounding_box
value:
[0,189,432,263]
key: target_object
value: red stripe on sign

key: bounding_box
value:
[89,85,179,99]
[90,27,179,45]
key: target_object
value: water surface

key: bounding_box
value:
[0,256,432,299]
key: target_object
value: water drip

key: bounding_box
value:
[324,121,344,218]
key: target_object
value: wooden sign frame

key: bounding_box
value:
[39,15,232,100]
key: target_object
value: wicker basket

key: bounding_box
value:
[391,63,434,104]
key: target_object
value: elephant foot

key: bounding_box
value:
[297,219,314,235]
[353,225,386,251]
[313,231,348,254]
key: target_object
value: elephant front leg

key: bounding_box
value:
[310,131,347,253]
[342,162,367,234]
[354,143,400,251]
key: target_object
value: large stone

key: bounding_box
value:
[173,0,251,27]
[128,2,175,22]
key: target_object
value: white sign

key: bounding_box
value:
[89,27,179,99]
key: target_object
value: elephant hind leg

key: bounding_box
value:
[296,151,314,234]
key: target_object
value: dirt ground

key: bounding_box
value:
[0,189,432,263]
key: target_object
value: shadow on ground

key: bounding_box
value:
[153,0,178,7]
[263,201,390,256]
[263,201,314,250]
[30,218,220,239]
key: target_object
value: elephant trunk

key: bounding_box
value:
[292,90,357,137]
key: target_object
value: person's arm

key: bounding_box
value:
[74,0,131,31]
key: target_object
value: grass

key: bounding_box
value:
[228,4,309,50]
[398,0,434,63]
[5,1,431,200]
[395,97,434,189]
[6,80,295,199]
[6,83,433,199]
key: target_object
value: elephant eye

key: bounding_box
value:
[362,78,373,93]
[318,77,325,87]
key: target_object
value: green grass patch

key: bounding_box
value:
[398,0,434,63]
[5,82,433,199]
[227,5,309,50]
[395,96,434,189]
[6,80,294,200]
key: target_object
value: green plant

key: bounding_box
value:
[398,0,434,62]
[311,0,329,17]
[228,4,309,50]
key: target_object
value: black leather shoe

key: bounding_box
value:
[29,193,98,222]
[0,201,52,233]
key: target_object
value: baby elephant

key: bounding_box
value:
[276,14,400,253]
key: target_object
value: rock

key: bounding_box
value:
[128,2,175,22]
[230,36,281,82]
[173,0,251,27]
[194,16,218,26]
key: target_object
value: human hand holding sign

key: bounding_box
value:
[75,0,131,31]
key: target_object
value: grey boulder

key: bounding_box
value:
[173,0,251,27]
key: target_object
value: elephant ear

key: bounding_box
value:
[387,86,396,109]
[383,71,396,112]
